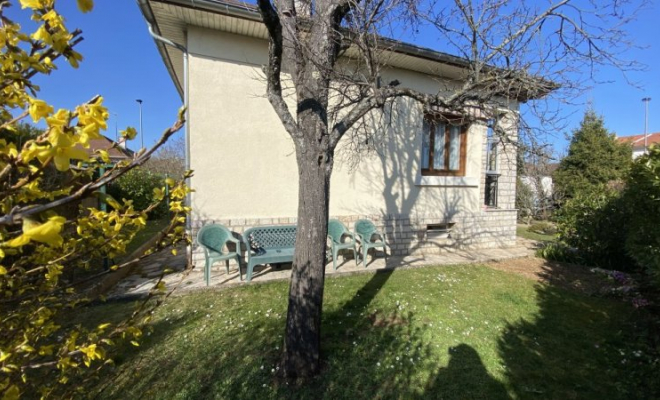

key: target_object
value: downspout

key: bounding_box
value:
[144,23,193,267]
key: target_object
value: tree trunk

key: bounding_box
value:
[282,143,333,380]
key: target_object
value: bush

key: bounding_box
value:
[108,168,169,218]
[554,188,634,270]
[625,146,660,287]
[0,2,188,397]
[516,177,535,222]
[529,221,556,235]
[536,241,583,264]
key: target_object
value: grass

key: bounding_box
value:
[122,218,170,257]
[86,264,653,400]
[517,225,556,242]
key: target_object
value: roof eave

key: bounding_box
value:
[141,0,555,102]
[137,0,185,99]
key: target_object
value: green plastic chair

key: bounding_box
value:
[328,219,358,270]
[197,224,242,286]
[354,219,388,267]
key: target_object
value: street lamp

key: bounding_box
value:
[136,99,144,149]
[114,113,118,142]
[643,97,651,153]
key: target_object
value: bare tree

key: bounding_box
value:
[145,135,185,179]
[255,0,643,379]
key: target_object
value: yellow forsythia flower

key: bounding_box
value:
[28,98,54,122]
[96,149,110,163]
[0,139,18,158]
[19,0,43,9]
[121,127,137,140]
[46,109,70,127]
[54,145,88,171]
[77,0,94,13]
[5,216,66,248]
[31,25,52,44]
[41,10,65,32]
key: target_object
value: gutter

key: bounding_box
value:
[136,0,193,266]
[147,0,555,100]
[156,0,475,70]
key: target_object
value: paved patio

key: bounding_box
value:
[108,239,537,299]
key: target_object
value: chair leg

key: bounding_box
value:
[363,246,369,268]
[235,255,242,281]
[333,247,338,271]
[353,246,358,266]
[246,261,254,283]
[205,258,210,286]
[225,259,230,275]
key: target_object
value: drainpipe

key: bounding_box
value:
[144,22,193,267]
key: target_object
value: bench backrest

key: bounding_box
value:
[243,225,297,250]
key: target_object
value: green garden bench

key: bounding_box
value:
[242,225,297,282]
[354,219,388,267]
[197,223,243,286]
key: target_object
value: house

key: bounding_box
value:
[138,0,546,265]
[519,162,558,218]
[617,132,660,159]
[77,135,133,164]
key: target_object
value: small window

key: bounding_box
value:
[485,173,499,207]
[421,116,467,176]
[485,123,498,173]
[484,121,499,207]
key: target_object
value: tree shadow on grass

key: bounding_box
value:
[307,269,510,400]
[497,260,656,400]
[92,269,511,400]
[90,261,654,400]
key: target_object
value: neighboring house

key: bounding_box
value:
[138,0,547,263]
[617,132,660,159]
[78,135,133,210]
[519,162,558,216]
[77,135,134,164]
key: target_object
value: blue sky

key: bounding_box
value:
[8,0,660,154]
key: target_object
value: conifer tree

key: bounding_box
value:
[554,110,631,198]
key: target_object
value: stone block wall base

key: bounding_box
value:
[190,209,517,267]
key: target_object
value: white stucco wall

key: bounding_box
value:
[186,26,520,256]
[187,27,501,220]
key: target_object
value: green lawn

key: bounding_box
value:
[517,225,556,242]
[88,264,652,400]
[122,218,170,258]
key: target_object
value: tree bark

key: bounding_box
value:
[282,139,334,379]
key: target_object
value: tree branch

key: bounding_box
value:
[257,0,301,140]
[0,116,185,226]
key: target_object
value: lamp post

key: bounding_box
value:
[136,99,144,149]
[643,97,651,153]
[114,113,118,142]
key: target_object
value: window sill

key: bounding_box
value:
[414,175,479,187]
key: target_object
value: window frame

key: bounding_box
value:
[484,121,500,208]
[421,116,468,177]
[484,173,500,208]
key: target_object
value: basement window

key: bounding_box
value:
[426,223,455,239]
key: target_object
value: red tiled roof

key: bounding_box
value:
[75,136,133,161]
[617,132,660,148]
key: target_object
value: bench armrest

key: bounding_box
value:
[241,235,252,263]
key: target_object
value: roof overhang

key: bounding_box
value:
[137,0,555,102]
